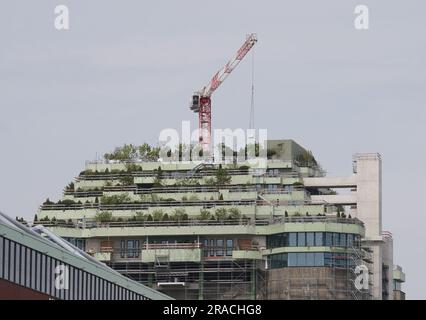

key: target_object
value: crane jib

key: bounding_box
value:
[190,33,258,152]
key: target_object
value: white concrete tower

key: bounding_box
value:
[353,153,383,299]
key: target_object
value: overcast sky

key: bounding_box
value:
[1,0,425,298]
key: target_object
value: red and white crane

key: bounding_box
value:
[190,34,258,153]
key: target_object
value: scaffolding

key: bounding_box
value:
[103,243,373,300]
[105,245,263,300]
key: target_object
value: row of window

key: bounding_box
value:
[0,236,147,300]
[64,237,86,251]
[203,239,234,257]
[267,232,361,249]
[268,252,356,269]
[120,240,140,259]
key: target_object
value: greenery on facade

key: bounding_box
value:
[101,194,131,205]
[118,175,134,186]
[152,209,165,221]
[215,208,228,220]
[94,211,113,222]
[198,209,212,220]
[103,143,160,162]
[65,182,74,191]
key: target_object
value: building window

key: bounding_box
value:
[289,233,297,247]
[306,253,315,266]
[314,252,324,266]
[226,239,233,256]
[306,233,315,246]
[297,233,306,247]
[269,253,288,268]
[120,240,140,259]
[315,232,324,246]
[288,253,297,267]
[216,239,224,256]
[267,232,361,249]
[324,253,333,266]
[332,233,339,247]
[209,239,215,256]
[324,233,332,246]
[340,234,347,247]
[297,252,306,266]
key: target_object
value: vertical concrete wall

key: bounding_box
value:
[354,154,383,299]
[355,154,382,238]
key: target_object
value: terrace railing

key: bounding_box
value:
[34,216,363,229]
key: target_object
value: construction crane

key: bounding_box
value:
[190,33,258,153]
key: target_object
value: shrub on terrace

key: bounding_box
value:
[171,208,187,221]
[216,165,232,185]
[133,211,145,221]
[119,175,134,186]
[60,199,76,206]
[199,209,212,220]
[152,209,165,221]
[65,182,74,191]
[215,208,228,221]
[125,163,143,172]
[95,211,113,222]
[101,194,131,205]
[43,198,54,205]
[228,207,241,220]
[103,143,160,162]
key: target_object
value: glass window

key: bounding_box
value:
[306,253,315,266]
[314,252,324,266]
[325,233,332,246]
[347,234,354,247]
[297,253,306,266]
[134,240,140,258]
[315,232,323,246]
[340,234,346,247]
[282,233,289,247]
[324,253,332,266]
[216,239,224,256]
[288,253,297,267]
[127,240,134,258]
[209,239,215,256]
[226,239,233,256]
[289,233,297,247]
[306,233,314,246]
[203,239,209,257]
[332,233,339,246]
[297,233,306,247]
[269,253,288,269]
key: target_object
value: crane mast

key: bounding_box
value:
[190,34,258,153]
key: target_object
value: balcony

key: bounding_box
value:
[232,248,262,260]
[141,243,203,263]
[93,251,112,262]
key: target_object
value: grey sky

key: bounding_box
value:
[0,0,425,298]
